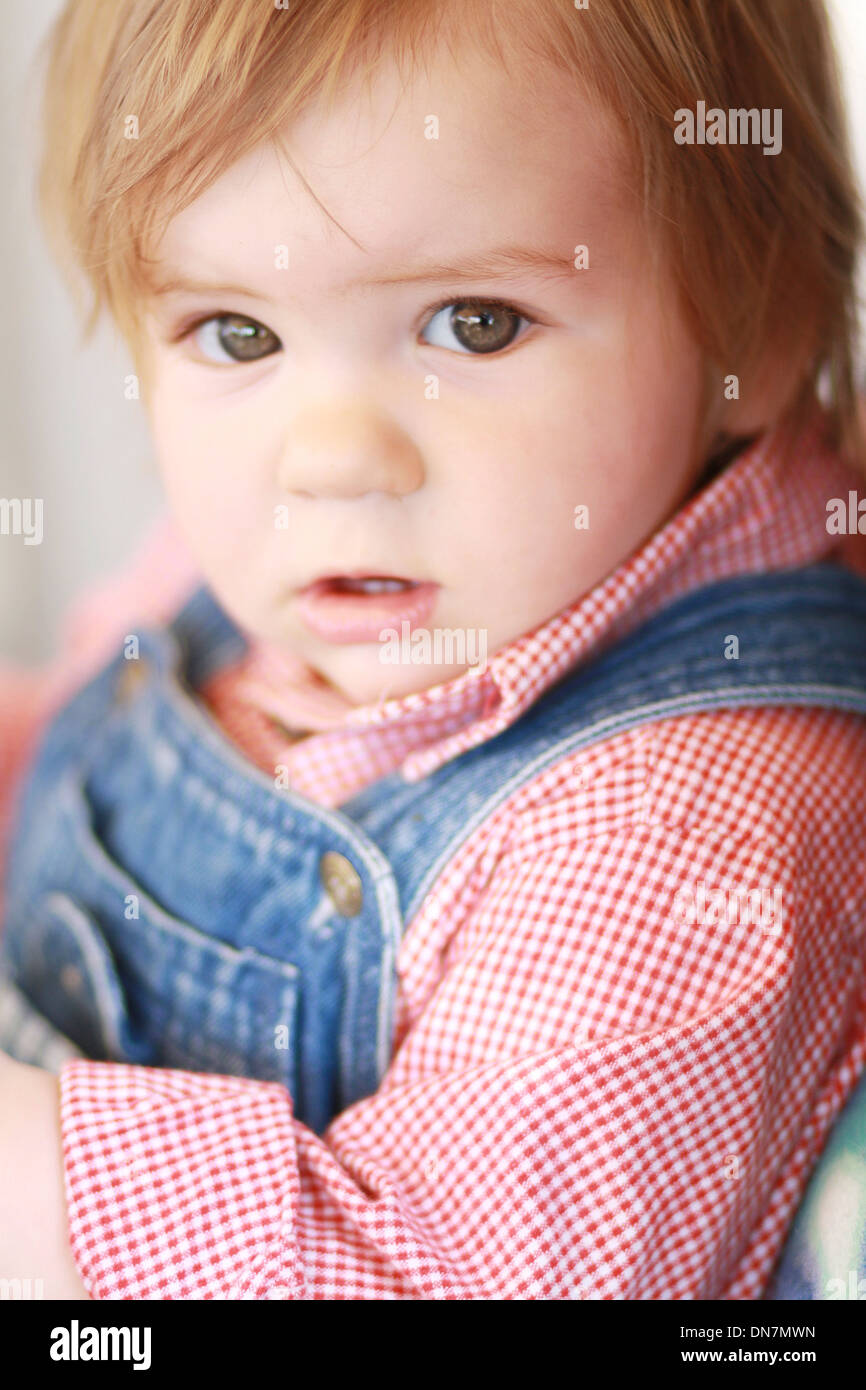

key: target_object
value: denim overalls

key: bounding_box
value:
[1,560,866,1295]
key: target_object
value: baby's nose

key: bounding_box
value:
[277,405,424,499]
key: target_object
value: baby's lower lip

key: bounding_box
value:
[295,576,440,644]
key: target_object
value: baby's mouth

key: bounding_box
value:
[295,573,439,644]
[323,575,419,595]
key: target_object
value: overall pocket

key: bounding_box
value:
[10,773,301,1096]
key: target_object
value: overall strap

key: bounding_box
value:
[163,563,866,928]
[168,583,249,689]
[339,562,866,924]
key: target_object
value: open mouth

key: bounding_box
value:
[317,574,420,595]
[295,573,439,644]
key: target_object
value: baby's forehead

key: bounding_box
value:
[150,54,631,291]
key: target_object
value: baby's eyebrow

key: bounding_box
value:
[148,244,577,299]
[359,245,577,287]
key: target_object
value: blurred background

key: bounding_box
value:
[2,0,866,662]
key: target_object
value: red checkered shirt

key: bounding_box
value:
[4,417,866,1298]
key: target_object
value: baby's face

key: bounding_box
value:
[142,42,728,706]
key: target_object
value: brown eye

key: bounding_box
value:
[421,300,526,355]
[194,314,281,363]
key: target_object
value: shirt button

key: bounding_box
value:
[115,658,149,702]
[319,851,363,917]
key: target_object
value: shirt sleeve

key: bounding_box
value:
[56,756,866,1299]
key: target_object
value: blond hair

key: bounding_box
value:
[36,0,864,467]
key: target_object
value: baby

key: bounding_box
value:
[1,0,866,1300]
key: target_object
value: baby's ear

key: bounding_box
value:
[714,320,820,439]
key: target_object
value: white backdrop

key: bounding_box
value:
[2,0,866,661]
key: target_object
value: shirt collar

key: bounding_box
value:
[238,412,862,782]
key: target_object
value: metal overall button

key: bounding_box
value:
[59,963,84,996]
[19,891,150,1062]
[319,851,363,916]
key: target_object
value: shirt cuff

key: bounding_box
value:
[59,1058,304,1299]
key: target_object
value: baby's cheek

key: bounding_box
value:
[157,464,236,580]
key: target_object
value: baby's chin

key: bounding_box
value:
[307,644,484,709]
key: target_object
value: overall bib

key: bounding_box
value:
[1,560,866,1296]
